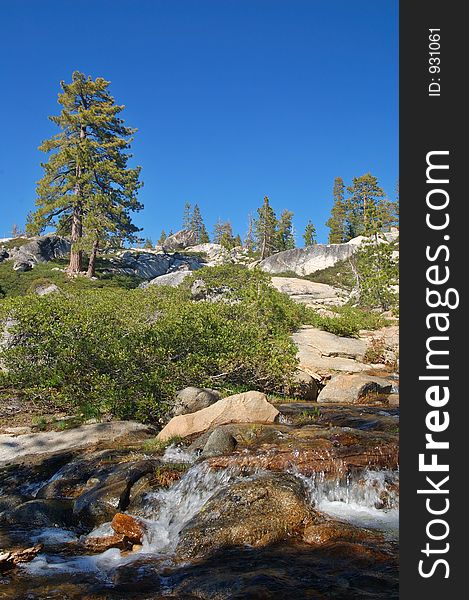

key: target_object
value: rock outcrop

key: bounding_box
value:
[317,373,393,404]
[176,472,315,560]
[157,391,279,441]
[162,229,198,252]
[140,270,192,289]
[5,236,70,268]
[271,277,348,308]
[259,242,357,276]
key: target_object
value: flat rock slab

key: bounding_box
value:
[317,373,394,404]
[0,421,151,465]
[292,326,368,378]
[271,277,347,307]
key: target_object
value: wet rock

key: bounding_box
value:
[172,386,222,417]
[176,472,316,560]
[73,459,156,526]
[303,520,381,546]
[208,426,399,477]
[0,498,73,528]
[162,229,198,252]
[201,428,237,458]
[317,373,393,404]
[157,391,279,441]
[111,513,146,544]
[78,534,133,554]
[0,544,43,571]
[0,494,31,513]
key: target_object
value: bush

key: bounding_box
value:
[303,305,388,337]
[0,268,301,422]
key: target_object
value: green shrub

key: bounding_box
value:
[303,305,388,337]
[0,268,301,422]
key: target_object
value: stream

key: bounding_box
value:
[1,403,399,599]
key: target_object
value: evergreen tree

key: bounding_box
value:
[213,220,236,249]
[182,202,192,230]
[244,213,255,253]
[277,210,295,251]
[29,71,142,275]
[254,196,277,259]
[303,220,317,246]
[345,173,385,239]
[355,236,398,310]
[143,238,153,249]
[157,229,167,245]
[190,204,210,243]
[326,177,347,243]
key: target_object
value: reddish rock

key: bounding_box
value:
[111,512,146,544]
[0,544,43,570]
[81,534,133,553]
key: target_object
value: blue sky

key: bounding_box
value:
[0,0,398,244]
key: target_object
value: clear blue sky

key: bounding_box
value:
[0,0,398,244]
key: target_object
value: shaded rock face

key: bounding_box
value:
[317,373,394,404]
[157,391,279,441]
[259,242,357,276]
[201,428,237,458]
[0,249,9,262]
[176,472,315,560]
[12,261,32,272]
[109,250,204,280]
[162,229,198,252]
[8,236,70,266]
[172,387,222,417]
[72,459,157,526]
[0,499,73,529]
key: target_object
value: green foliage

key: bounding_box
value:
[29,71,143,275]
[0,260,142,298]
[355,237,399,310]
[303,304,388,338]
[254,196,278,259]
[303,220,317,246]
[1,238,31,250]
[345,173,386,239]
[0,266,301,421]
[277,210,295,251]
[326,177,347,243]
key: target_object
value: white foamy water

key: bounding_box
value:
[300,469,399,537]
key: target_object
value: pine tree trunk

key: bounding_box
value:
[86,239,99,278]
[68,205,83,274]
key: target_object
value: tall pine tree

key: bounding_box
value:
[345,173,385,239]
[254,196,277,259]
[326,177,347,243]
[190,204,210,243]
[29,71,142,275]
[303,220,317,246]
[277,210,295,251]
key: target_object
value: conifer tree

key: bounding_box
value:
[277,210,295,251]
[157,229,167,245]
[143,238,154,249]
[244,213,255,253]
[254,196,277,259]
[190,204,210,243]
[213,220,236,249]
[29,71,142,275]
[326,177,347,243]
[182,202,192,230]
[303,220,317,246]
[345,173,385,239]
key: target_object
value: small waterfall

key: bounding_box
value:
[299,469,399,535]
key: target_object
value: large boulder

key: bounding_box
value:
[141,270,192,289]
[162,229,198,252]
[157,391,279,441]
[259,242,357,276]
[201,428,237,458]
[0,499,73,529]
[176,472,316,560]
[110,250,204,280]
[172,387,222,417]
[8,236,70,266]
[317,373,393,404]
